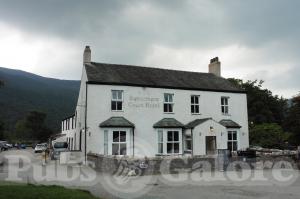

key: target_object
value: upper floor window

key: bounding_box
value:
[221,97,229,115]
[191,95,200,114]
[164,93,174,113]
[111,90,123,111]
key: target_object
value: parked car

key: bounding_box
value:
[34,144,47,153]
[0,141,9,151]
[19,144,26,149]
[50,142,68,160]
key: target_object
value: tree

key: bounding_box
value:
[15,111,53,142]
[250,123,290,149]
[284,94,300,146]
[228,78,288,125]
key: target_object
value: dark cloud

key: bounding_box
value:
[0,0,299,97]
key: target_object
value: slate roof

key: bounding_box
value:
[99,117,135,128]
[153,118,185,128]
[219,119,241,128]
[85,62,245,93]
[185,118,212,129]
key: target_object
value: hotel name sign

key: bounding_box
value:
[128,96,160,109]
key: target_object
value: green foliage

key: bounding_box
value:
[0,67,79,134]
[0,184,99,199]
[283,95,300,145]
[228,78,288,125]
[15,111,53,142]
[250,123,290,148]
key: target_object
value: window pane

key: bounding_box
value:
[111,101,116,110]
[191,105,194,113]
[117,102,122,110]
[225,106,228,114]
[120,131,126,142]
[158,143,163,153]
[169,94,173,102]
[169,104,173,112]
[164,94,168,102]
[167,131,173,141]
[112,144,119,155]
[173,131,179,141]
[224,98,228,105]
[164,104,168,112]
[158,131,163,142]
[233,141,237,151]
[195,105,199,113]
[112,91,117,100]
[228,132,232,140]
[232,132,237,140]
[167,143,173,154]
[221,98,224,105]
[191,96,194,104]
[228,142,232,151]
[221,106,225,113]
[117,91,122,100]
[113,131,119,142]
[174,143,179,153]
[195,96,199,104]
[186,140,191,150]
[120,143,127,155]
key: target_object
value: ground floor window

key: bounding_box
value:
[112,131,127,155]
[167,131,180,154]
[185,134,192,151]
[157,130,163,154]
[228,131,238,152]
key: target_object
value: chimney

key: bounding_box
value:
[83,46,91,64]
[208,57,221,76]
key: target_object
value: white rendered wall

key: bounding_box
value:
[85,83,249,157]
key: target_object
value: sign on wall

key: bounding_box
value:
[128,96,160,109]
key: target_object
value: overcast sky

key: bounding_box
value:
[0,0,299,98]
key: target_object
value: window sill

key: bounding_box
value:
[164,112,174,114]
[191,113,201,115]
[222,113,231,116]
[111,110,124,112]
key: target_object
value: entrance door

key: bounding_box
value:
[206,136,216,155]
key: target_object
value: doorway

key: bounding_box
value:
[206,136,216,155]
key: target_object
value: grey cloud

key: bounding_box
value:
[0,0,299,97]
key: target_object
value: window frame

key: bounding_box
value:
[111,90,124,111]
[112,130,127,155]
[163,93,174,113]
[191,95,200,114]
[227,130,238,152]
[221,96,229,115]
[185,134,192,151]
[157,130,164,154]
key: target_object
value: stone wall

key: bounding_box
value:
[87,153,299,176]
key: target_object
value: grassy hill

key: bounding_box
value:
[0,67,80,133]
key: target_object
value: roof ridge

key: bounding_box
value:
[89,61,216,77]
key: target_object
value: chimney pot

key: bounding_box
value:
[208,57,221,76]
[83,46,91,64]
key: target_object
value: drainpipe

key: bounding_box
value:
[84,82,88,164]
[132,128,135,157]
[191,128,194,156]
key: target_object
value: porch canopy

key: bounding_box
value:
[99,116,135,128]
[219,119,241,128]
[153,118,185,128]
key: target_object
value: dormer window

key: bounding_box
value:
[111,90,123,111]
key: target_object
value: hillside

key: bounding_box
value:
[0,67,80,133]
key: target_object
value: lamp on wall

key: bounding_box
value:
[199,132,202,136]
[210,126,214,133]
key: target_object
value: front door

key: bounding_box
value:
[206,136,216,155]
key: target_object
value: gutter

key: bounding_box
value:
[84,82,88,164]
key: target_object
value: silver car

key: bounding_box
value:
[50,142,68,160]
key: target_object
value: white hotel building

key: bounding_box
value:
[61,46,249,158]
